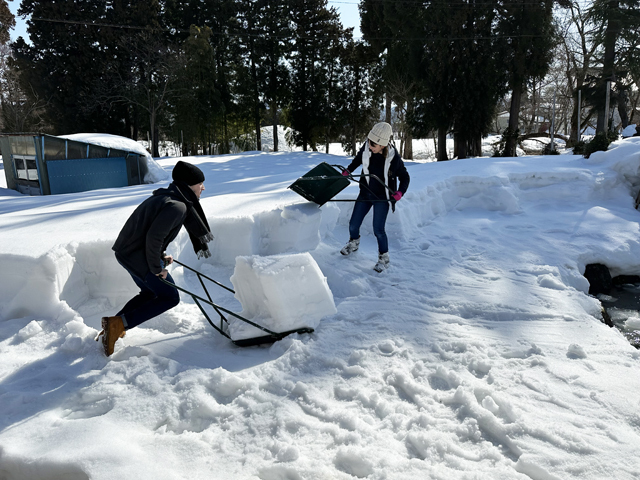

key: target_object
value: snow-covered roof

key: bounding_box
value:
[60,133,152,160]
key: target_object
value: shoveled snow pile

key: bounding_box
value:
[60,133,169,183]
[2,141,640,479]
[229,253,337,340]
[622,123,637,138]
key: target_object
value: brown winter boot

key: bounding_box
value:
[99,316,126,356]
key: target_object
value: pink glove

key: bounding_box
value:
[342,170,350,176]
[392,191,403,201]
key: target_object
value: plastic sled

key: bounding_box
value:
[161,260,313,347]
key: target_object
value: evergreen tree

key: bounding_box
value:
[236,0,292,151]
[497,0,557,157]
[286,0,344,151]
[360,0,419,157]
[257,0,292,152]
[366,0,508,160]
[165,0,243,153]
[449,1,507,158]
[173,26,221,155]
[0,0,14,45]
[13,0,114,134]
[334,39,379,156]
[11,0,167,140]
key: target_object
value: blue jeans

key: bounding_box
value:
[116,260,180,330]
[348,192,390,254]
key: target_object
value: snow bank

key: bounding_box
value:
[0,241,135,322]
[622,124,637,138]
[229,253,336,340]
[61,133,169,183]
[159,201,334,270]
[0,205,332,323]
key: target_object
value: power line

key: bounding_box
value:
[328,0,552,6]
[32,17,547,42]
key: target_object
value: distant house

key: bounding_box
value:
[0,133,149,195]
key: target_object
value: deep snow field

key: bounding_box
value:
[2,139,640,479]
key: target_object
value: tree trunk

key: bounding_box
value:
[569,95,579,145]
[149,110,156,157]
[385,92,392,124]
[272,99,279,152]
[629,83,639,124]
[153,124,159,158]
[223,111,229,154]
[618,88,629,128]
[472,134,482,157]
[403,133,412,160]
[432,132,438,160]
[437,126,448,161]
[527,82,537,134]
[248,27,261,152]
[403,101,413,159]
[252,60,261,151]
[351,98,357,156]
[132,105,139,142]
[597,0,620,134]
[505,83,523,157]
[456,133,468,159]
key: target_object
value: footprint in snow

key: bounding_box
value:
[428,374,452,391]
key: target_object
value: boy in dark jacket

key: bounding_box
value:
[340,122,410,272]
[98,161,213,356]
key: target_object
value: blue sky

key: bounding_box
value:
[8,0,361,43]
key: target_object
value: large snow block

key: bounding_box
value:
[229,253,336,341]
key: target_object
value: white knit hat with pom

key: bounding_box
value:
[368,122,392,147]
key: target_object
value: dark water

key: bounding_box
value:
[598,284,640,349]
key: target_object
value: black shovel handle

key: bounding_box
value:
[331,164,394,202]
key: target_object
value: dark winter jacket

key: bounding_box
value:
[112,184,188,278]
[346,143,410,204]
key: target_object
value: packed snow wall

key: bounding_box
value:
[0,203,338,322]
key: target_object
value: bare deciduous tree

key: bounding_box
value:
[81,33,184,157]
[1,44,49,132]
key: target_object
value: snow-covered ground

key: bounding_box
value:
[2,139,640,479]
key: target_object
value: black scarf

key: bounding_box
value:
[156,182,214,259]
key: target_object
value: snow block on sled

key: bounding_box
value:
[229,253,337,341]
[288,162,350,206]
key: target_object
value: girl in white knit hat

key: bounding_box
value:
[340,122,410,272]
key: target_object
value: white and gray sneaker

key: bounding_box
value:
[373,252,390,272]
[340,238,360,255]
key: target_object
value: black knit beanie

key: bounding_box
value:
[172,161,205,186]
